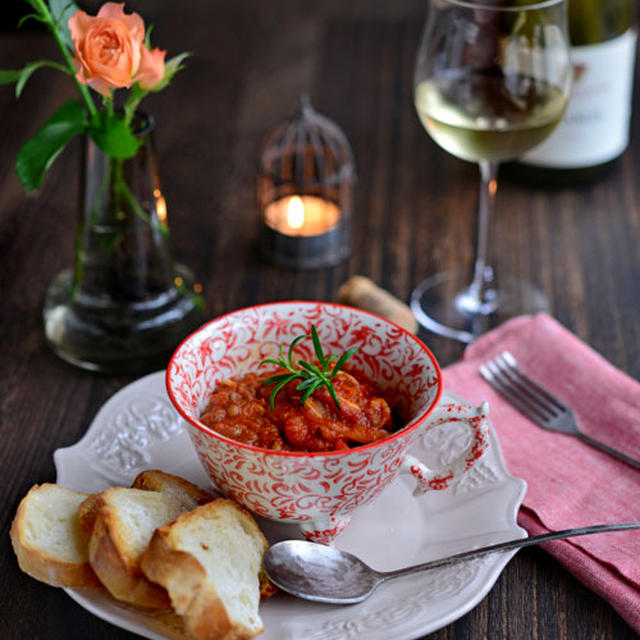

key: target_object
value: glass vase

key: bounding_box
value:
[43,114,203,374]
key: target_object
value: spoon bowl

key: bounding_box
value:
[264,540,381,604]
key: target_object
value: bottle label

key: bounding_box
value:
[523,30,637,169]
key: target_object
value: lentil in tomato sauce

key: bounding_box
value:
[199,367,399,452]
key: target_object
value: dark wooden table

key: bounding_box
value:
[2,1,639,638]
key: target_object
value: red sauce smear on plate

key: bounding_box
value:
[199,367,399,452]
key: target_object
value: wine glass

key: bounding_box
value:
[411,0,572,342]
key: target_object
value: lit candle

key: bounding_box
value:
[263,195,341,237]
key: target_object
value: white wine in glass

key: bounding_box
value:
[411,0,572,342]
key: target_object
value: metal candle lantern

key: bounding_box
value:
[258,97,355,269]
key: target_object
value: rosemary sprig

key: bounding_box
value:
[259,325,358,411]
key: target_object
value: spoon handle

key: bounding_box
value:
[382,522,640,582]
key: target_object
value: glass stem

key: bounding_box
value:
[465,160,498,311]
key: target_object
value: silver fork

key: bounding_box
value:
[480,351,640,471]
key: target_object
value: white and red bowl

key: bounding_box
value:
[166,301,489,543]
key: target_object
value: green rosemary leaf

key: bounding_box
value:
[268,374,298,410]
[259,358,284,368]
[310,325,325,365]
[301,379,323,404]
[299,360,324,378]
[262,373,299,387]
[330,346,358,379]
[323,353,338,373]
[296,378,317,391]
[288,334,309,369]
[327,383,342,411]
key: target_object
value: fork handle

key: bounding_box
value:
[576,432,640,470]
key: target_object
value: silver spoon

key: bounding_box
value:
[263,522,640,604]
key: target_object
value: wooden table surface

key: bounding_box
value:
[1,1,639,638]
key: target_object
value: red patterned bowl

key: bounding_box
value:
[166,301,489,543]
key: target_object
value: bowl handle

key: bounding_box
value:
[401,401,490,496]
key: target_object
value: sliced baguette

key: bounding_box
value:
[132,469,215,511]
[140,499,268,640]
[10,484,99,588]
[83,487,192,609]
[78,471,214,536]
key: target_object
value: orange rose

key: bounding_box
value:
[136,46,166,90]
[69,3,164,96]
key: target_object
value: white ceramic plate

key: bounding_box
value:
[55,370,526,640]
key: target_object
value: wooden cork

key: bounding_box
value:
[337,276,418,334]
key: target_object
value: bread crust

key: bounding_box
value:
[77,492,101,534]
[140,499,265,640]
[132,470,215,507]
[87,492,172,609]
[10,484,99,588]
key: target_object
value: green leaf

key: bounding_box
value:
[49,0,80,51]
[296,378,317,392]
[0,61,72,98]
[13,60,70,98]
[0,70,22,85]
[301,380,323,405]
[260,358,284,369]
[89,114,141,159]
[16,63,42,98]
[15,99,86,192]
[262,373,299,387]
[269,375,298,410]
[18,12,46,28]
[327,384,342,411]
[323,353,337,373]
[299,360,324,378]
[148,52,190,93]
[287,334,308,369]
[330,346,358,379]
[144,24,155,49]
[310,325,325,365]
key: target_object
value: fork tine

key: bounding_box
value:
[480,363,550,422]
[501,351,567,412]
[493,354,559,418]
[486,360,553,419]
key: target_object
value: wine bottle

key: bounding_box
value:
[514,0,637,183]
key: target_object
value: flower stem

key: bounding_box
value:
[32,0,99,123]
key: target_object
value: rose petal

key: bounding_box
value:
[97,3,145,44]
[68,10,92,43]
[87,76,114,97]
[136,46,166,89]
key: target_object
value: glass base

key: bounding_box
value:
[410,269,549,343]
[43,264,203,375]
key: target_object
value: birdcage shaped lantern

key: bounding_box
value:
[257,97,355,268]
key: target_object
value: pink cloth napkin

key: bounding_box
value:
[443,313,640,632]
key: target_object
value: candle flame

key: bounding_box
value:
[286,196,305,230]
[154,188,167,222]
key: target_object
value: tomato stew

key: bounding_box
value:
[199,367,400,452]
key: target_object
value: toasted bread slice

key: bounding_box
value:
[78,471,213,536]
[84,487,193,609]
[140,499,268,640]
[132,470,214,511]
[10,484,99,588]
